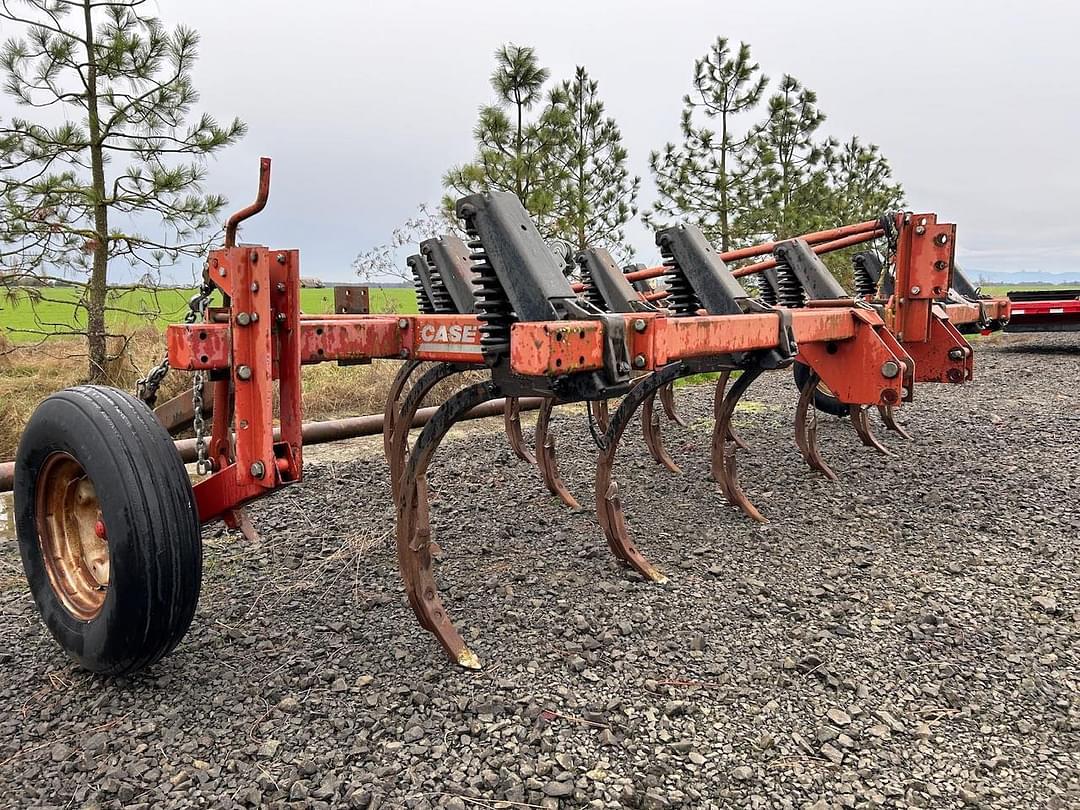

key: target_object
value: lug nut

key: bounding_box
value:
[880,360,900,379]
[236,312,251,326]
[237,365,252,380]
[249,461,265,479]
[633,319,647,333]
[633,354,646,369]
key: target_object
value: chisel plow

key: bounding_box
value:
[10,158,1010,673]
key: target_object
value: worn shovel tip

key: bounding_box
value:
[456,648,482,670]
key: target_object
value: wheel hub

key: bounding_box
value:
[34,453,110,620]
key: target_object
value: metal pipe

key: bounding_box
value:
[224,157,272,248]
[624,219,883,285]
[0,396,544,493]
[732,229,884,278]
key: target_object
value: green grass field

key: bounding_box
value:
[0,285,417,342]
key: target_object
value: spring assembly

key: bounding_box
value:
[658,244,701,317]
[852,253,878,299]
[775,258,805,308]
[462,216,513,356]
[758,276,778,306]
[413,272,435,314]
[576,255,607,311]
[424,255,455,313]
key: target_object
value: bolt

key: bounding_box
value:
[236,312,251,326]
[910,286,921,296]
[880,360,901,379]
[398,318,409,329]
[948,347,965,361]
[633,354,646,369]
[276,282,286,293]
[633,319,647,333]
[250,250,259,263]
[249,461,265,479]
[236,365,252,380]
[276,253,286,264]
[249,312,259,322]
[276,312,287,323]
[934,260,947,271]
[250,282,259,293]
[398,348,409,359]
[218,267,226,277]
[617,361,630,375]
[915,225,926,235]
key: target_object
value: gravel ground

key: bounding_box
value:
[0,332,1077,810]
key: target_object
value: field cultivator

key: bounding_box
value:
[9,159,1009,674]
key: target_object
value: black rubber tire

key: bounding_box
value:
[792,361,850,418]
[14,385,202,674]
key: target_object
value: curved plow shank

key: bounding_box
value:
[641,390,682,474]
[851,406,895,457]
[397,381,500,669]
[503,397,536,464]
[713,367,767,523]
[659,383,688,427]
[535,398,581,509]
[794,369,839,482]
[594,363,685,584]
[594,399,610,434]
[709,371,749,482]
[878,404,913,440]
[383,360,424,460]
[390,362,464,502]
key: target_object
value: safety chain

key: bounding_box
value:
[136,279,215,474]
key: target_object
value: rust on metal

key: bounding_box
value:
[794,369,838,481]
[224,157,272,248]
[534,398,580,509]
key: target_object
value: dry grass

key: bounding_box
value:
[0,334,482,462]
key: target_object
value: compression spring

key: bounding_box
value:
[758,275,778,306]
[412,268,435,314]
[462,218,513,355]
[852,253,878,299]
[658,244,701,316]
[775,259,805,308]
[424,255,455,313]
[576,256,607,311]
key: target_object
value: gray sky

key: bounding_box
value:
[6,0,1080,281]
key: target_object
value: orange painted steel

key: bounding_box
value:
[731,229,885,278]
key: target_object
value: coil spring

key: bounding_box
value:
[413,271,435,314]
[462,218,513,353]
[424,255,455,313]
[852,254,877,298]
[658,243,701,316]
[775,260,805,308]
[758,276,778,306]
[576,257,607,311]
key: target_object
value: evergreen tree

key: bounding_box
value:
[442,44,564,234]
[545,66,639,258]
[825,136,904,223]
[0,0,244,380]
[647,38,767,250]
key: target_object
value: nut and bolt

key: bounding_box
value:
[250,282,259,293]
[915,225,926,235]
[633,354,646,369]
[910,286,921,295]
[617,361,630,375]
[948,347,965,361]
[398,349,409,359]
[880,360,901,379]
[218,267,226,277]
[633,319,647,333]
[398,318,409,329]
[236,312,251,326]
[236,365,252,380]
[276,312,287,323]
[249,461,265,479]
[250,250,259,263]
[276,253,286,264]
[276,282,286,293]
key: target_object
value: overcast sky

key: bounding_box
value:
[4,0,1079,282]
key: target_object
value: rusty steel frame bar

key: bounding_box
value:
[0,397,543,495]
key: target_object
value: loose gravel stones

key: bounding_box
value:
[0,332,1077,808]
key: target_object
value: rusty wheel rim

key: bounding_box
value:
[34,452,110,620]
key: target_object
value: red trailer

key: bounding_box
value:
[1005,289,1080,332]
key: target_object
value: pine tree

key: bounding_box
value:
[0,1,244,380]
[442,44,565,234]
[545,66,639,258]
[647,38,767,250]
[825,136,904,223]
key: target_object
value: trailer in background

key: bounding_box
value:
[1005,289,1080,332]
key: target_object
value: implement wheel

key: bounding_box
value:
[14,386,202,674]
[792,361,850,418]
